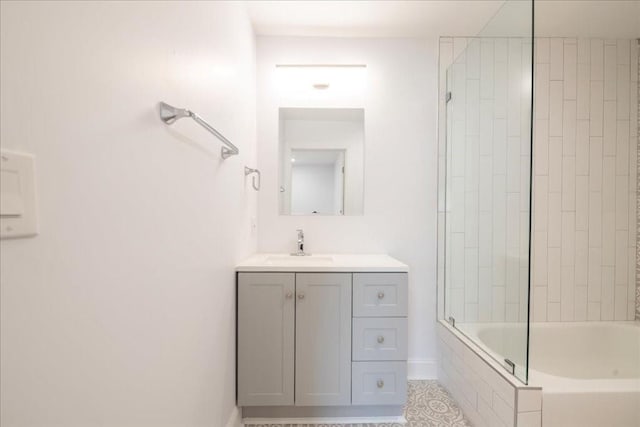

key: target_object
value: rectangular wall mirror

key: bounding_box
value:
[279,108,364,216]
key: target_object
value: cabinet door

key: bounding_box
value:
[237,273,295,406]
[295,273,351,406]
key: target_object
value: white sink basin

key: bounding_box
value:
[236,254,408,272]
[264,255,334,266]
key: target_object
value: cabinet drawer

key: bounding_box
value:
[351,361,407,406]
[353,273,408,317]
[352,318,408,361]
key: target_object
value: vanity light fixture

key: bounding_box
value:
[275,64,366,99]
[276,64,366,68]
[291,158,296,163]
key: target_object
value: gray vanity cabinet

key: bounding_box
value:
[295,273,351,406]
[237,273,295,406]
[237,268,408,412]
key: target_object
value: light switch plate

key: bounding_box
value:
[1,149,38,239]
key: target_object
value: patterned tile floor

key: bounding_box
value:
[244,380,472,427]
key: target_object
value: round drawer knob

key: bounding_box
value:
[377,335,385,344]
[377,292,385,299]
[377,380,384,388]
[285,292,293,299]
[298,293,305,300]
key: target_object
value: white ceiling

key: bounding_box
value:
[246,0,640,39]
[246,1,504,38]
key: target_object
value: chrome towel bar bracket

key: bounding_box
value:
[159,101,239,159]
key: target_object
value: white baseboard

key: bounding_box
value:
[408,358,437,380]
[225,406,242,427]
[242,416,406,425]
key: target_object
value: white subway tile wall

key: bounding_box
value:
[440,37,638,323]
[532,38,638,322]
[442,37,532,323]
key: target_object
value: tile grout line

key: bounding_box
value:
[635,39,640,321]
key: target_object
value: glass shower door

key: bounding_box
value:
[442,0,534,384]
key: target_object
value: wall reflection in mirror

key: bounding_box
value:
[279,108,364,215]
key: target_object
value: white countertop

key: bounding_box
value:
[235,253,409,272]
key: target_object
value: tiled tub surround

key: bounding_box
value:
[436,323,542,427]
[438,36,640,427]
[440,36,533,325]
[531,38,638,322]
[438,37,639,324]
[461,321,640,427]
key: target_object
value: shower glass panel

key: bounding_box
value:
[442,0,534,384]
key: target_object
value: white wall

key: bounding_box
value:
[0,2,256,426]
[256,37,439,377]
[333,152,345,214]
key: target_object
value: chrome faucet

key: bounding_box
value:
[292,229,308,256]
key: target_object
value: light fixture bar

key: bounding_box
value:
[275,64,366,68]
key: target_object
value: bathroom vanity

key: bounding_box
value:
[236,254,409,423]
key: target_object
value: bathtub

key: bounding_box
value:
[457,321,640,427]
